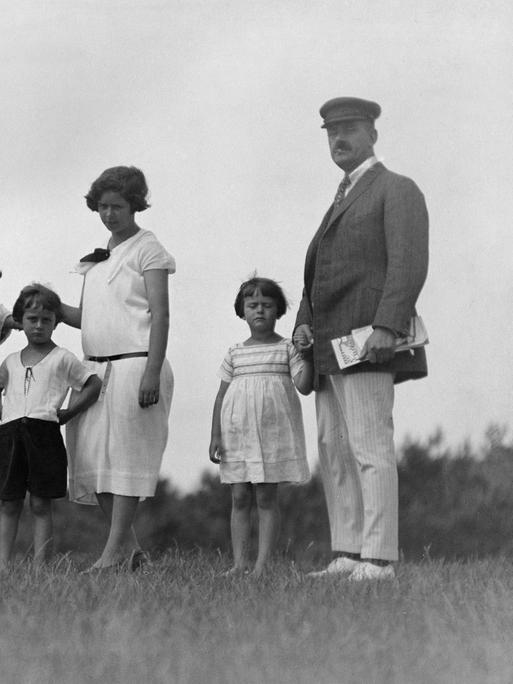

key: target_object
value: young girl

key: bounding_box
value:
[209,277,313,577]
[0,285,101,568]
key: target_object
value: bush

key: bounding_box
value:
[10,427,513,563]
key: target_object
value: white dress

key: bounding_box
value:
[66,229,175,504]
[218,339,310,484]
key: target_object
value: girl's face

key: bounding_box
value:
[243,290,278,334]
[98,191,135,237]
[22,306,56,346]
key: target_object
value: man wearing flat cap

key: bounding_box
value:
[294,97,428,580]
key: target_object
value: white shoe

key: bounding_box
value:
[349,561,395,581]
[307,556,360,577]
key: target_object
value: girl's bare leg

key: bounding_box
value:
[229,483,252,572]
[92,493,139,568]
[0,499,23,568]
[30,495,53,565]
[253,483,279,577]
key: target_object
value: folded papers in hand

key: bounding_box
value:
[331,316,429,370]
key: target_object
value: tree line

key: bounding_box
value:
[12,426,513,563]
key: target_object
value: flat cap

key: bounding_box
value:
[320,97,381,128]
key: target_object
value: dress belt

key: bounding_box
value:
[86,352,149,363]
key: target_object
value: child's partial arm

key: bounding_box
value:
[293,358,314,396]
[209,381,229,463]
[57,375,102,425]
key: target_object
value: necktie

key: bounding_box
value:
[333,173,351,207]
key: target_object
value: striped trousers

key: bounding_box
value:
[315,372,398,561]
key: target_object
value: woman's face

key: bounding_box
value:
[97,191,135,236]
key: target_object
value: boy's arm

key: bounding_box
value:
[209,381,229,464]
[57,375,102,425]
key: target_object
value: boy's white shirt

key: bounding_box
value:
[0,346,93,424]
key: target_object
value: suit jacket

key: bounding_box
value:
[295,162,428,385]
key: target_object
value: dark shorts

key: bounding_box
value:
[0,418,67,500]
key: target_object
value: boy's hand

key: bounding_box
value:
[57,408,72,425]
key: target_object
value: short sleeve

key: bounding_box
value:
[287,339,304,379]
[59,350,95,392]
[217,348,233,384]
[138,232,176,274]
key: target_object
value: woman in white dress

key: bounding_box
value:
[62,166,175,571]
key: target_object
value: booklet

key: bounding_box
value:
[331,316,429,370]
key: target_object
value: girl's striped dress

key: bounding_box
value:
[218,338,309,484]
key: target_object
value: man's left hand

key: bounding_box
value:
[359,326,396,364]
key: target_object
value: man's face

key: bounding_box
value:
[326,119,377,173]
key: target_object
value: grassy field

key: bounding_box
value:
[1,550,513,684]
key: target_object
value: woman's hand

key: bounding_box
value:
[209,435,224,464]
[4,315,22,331]
[139,367,161,408]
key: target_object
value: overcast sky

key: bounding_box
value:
[2,0,512,491]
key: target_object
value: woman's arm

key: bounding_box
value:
[0,305,22,342]
[60,280,84,329]
[60,303,82,329]
[139,269,169,408]
[209,381,229,463]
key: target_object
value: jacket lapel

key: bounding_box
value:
[326,162,385,229]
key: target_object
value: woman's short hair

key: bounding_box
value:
[85,166,150,213]
[234,277,288,319]
[12,284,63,324]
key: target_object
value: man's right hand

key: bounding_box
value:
[293,324,314,352]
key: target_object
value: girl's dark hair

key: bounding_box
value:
[234,277,288,319]
[12,284,63,325]
[85,166,150,213]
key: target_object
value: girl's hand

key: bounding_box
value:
[209,436,223,464]
[293,324,313,351]
[139,368,161,408]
